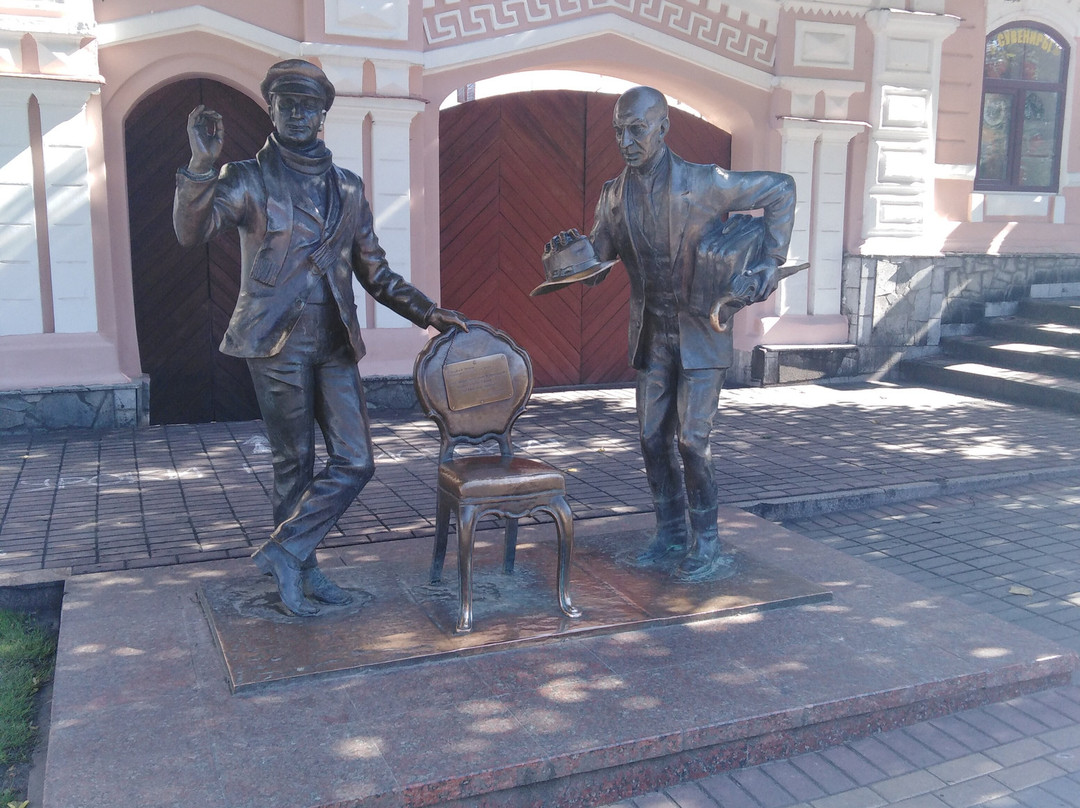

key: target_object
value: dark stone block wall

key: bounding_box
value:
[842,254,1080,378]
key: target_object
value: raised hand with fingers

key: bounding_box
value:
[185,105,224,176]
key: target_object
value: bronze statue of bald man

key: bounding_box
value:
[584,86,796,581]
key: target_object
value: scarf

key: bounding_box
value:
[272,133,333,176]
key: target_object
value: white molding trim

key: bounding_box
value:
[94,6,297,56]
[986,0,1080,39]
[935,163,976,181]
[326,0,409,42]
[94,7,426,65]
[793,20,857,71]
[304,42,424,67]
[781,0,866,16]
[777,77,865,119]
[421,14,773,91]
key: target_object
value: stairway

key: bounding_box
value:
[900,298,1080,412]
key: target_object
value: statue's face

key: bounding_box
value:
[269,92,326,148]
[612,92,668,169]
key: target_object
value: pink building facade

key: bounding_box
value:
[1,0,1078,429]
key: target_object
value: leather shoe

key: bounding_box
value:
[675,537,737,582]
[632,536,686,567]
[302,566,353,605]
[252,542,320,616]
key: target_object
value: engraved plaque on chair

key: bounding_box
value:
[443,354,514,411]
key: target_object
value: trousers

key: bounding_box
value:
[246,301,375,564]
[636,313,726,515]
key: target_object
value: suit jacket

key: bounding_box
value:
[589,149,795,370]
[174,138,435,360]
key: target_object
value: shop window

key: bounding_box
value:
[976,23,1068,192]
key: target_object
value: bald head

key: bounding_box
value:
[613,86,670,170]
[617,86,668,118]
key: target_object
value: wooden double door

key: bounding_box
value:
[126,79,270,424]
[439,90,731,388]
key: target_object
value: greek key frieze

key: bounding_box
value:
[423,1,775,68]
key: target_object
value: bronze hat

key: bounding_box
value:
[261,59,335,110]
[530,230,618,297]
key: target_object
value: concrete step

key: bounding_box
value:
[977,315,1080,350]
[1019,296,1080,326]
[900,357,1080,413]
[940,334,1080,377]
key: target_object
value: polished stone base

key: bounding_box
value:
[199,528,831,691]
[42,510,1079,808]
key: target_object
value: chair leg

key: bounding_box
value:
[503,517,519,574]
[551,495,582,619]
[455,503,478,634]
[430,490,452,584]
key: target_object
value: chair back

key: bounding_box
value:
[414,321,533,462]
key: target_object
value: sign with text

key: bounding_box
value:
[443,354,514,411]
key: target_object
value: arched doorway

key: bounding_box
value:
[125,79,272,424]
[439,89,731,388]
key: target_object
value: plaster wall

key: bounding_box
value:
[5,1,1080,427]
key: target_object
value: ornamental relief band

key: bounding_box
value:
[422,0,775,68]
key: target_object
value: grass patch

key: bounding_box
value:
[0,609,56,806]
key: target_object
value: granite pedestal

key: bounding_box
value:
[41,509,1078,808]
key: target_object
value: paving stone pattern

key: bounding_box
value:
[4,382,1080,807]
[601,477,1080,807]
[2,383,1079,576]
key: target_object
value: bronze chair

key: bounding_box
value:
[413,320,582,634]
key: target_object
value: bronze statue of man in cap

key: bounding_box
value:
[547,86,796,581]
[174,59,467,616]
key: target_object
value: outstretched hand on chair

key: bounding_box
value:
[428,308,469,333]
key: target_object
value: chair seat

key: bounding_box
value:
[439,456,565,499]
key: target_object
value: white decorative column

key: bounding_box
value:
[366,97,424,329]
[320,55,425,333]
[36,81,99,333]
[811,122,865,316]
[777,119,815,317]
[777,118,865,320]
[0,83,43,336]
[862,8,961,252]
[323,96,370,327]
[766,70,864,341]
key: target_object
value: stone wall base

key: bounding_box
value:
[363,375,421,411]
[843,253,1080,379]
[750,344,861,386]
[0,378,149,434]
[0,375,422,433]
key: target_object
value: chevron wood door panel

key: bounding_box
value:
[441,92,587,387]
[581,94,636,385]
[500,92,585,386]
[440,91,730,388]
[126,79,270,424]
[440,98,502,326]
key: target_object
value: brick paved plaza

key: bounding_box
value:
[3,382,1080,807]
